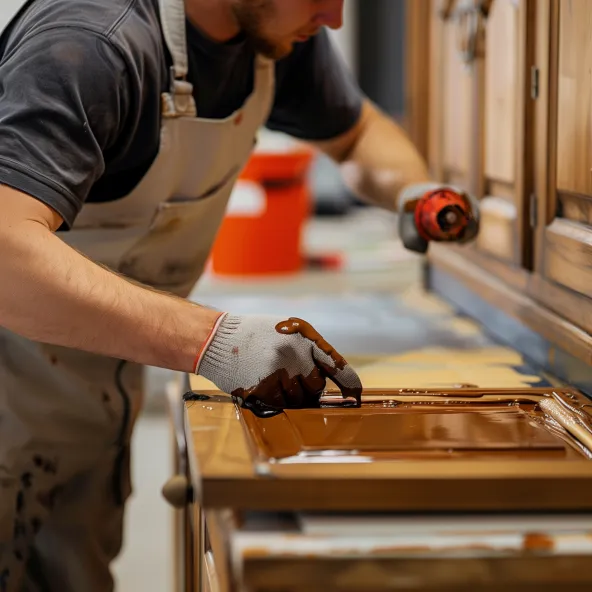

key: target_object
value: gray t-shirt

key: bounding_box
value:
[0,0,362,228]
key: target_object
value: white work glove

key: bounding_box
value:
[195,314,362,415]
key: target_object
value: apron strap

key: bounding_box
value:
[159,0,189,79]
[159,0,197,117]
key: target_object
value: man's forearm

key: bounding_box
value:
[0,219,219,372]
[318,101,431,210]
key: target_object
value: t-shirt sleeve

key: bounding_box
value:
[0,28,132,227]
[266,28,363,141]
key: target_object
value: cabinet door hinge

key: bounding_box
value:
[530,66,540,99]
[529,193,538,228]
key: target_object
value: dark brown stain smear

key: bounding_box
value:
[239,392,590,461]
[233,318,363,417]
[523,533,554,552]
[275,318,347,370]
[232,367,327,419]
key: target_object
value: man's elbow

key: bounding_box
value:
[310,100,375,163]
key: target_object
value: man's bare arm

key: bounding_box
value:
[312,99,431,209]
[0,185,220,372]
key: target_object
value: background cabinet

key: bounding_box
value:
[428,0,531,266]
[535,0,592,312]
[405,0,592,386]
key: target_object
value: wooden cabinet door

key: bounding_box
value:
[533,0,592,332]
[477,0,533,266]
[428,0,474,190]
[428,0,532,267]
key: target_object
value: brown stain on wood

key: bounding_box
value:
[523,533,555,552]
[239,391,591,462]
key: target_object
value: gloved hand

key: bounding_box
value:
[397,182,480,253]
[195,314,363,415]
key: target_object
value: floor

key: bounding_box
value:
[112,207,557,591]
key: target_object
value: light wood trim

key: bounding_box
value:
[486,179,515,200]
[184,395,254,503]
[543,219,592,299]
[443,169,468,187]
[429,245,592,364]
[203,552,216,592]
[559,191,592,225]
[265,459,592,481]
[405,0,431,160]
[475,196,517,262]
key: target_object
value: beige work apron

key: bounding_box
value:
[0,0,274,589]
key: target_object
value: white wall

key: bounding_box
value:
[327,0,358,76]
[1,0,23,31]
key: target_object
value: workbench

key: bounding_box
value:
[164,282,592,592]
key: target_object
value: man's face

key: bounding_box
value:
[231,0,344,60]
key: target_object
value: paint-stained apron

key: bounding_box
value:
[0,0,274,589]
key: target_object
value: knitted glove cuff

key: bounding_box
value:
[194,313,242,377]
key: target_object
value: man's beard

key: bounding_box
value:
[230,0,293,60]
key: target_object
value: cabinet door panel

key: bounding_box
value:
[544,220,592,299]
[554,0,592,254]
[540,0,592,307]
[556,0,592,198]
[429,0,473,189]
[476,196,517,261]
[484,0,518,186]
[533,0,592,331]
[441,23,473,186]
[429,0,529,266]
[477,0,529,266]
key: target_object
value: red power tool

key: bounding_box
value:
[398,186,479,254]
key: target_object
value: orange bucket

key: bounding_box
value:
[211,147,314,276]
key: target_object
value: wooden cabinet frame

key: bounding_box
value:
[533,0,592,308]
[406,0,592,372]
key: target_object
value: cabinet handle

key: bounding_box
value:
[452,0,493,65]
[162,474,192,508]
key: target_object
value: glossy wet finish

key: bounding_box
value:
[240,390,590,462]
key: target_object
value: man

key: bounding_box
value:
[0,0,474,590]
